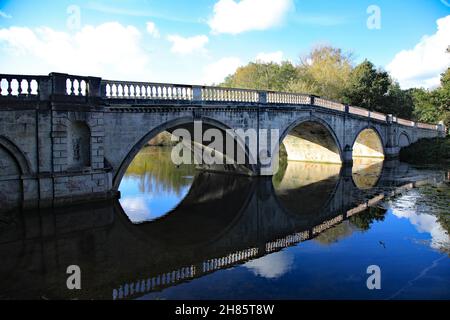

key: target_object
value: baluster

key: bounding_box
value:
[17,78,23,95]
[111,84,116,98]
[27,79,32,95]
[78,80,83,96]
[7,79,12,96]
[70,79,76,95]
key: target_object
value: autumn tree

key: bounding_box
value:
[288,45,353,100]
[222,61,297,91]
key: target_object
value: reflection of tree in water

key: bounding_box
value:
[314,207,387,245]
[272,143,288,188]
[349,206,386,231]
[124,147,195,195]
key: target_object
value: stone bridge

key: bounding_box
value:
[0,73,446,210]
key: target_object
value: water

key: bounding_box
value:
[0,147,449,300]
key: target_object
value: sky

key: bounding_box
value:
[0,0,449,88]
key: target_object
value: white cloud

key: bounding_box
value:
[386,15,450,89]
[120,197,152,223]
[244,251,294,279]
[167,34,209,55]
[0,10,12,19]
[146,21,160,38]
[0,22,152,81]
[202,57,241,85]
[255,51,284,64]
[208,0,293,34]
[392,210,449,251]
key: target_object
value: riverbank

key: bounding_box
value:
[400,136,450,165]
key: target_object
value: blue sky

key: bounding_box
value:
[0,0,449,88]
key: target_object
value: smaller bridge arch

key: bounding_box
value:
[398,131,411,148]
[352,126,385,159]
[278,116,343,165]
[0,136,32,176]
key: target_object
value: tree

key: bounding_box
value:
[412,68,450,127]
[288,45,353,100]
[343,60,391,112]
[222,61,297,91]
[384,82,414,118]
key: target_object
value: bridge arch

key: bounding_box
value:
[398,131,411,148]
[0,136,32,175]
[112,116,257,190]
[0,136,32,213]
[277,116,343,165]
[352,126,385,159]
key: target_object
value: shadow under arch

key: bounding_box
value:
[115,172,256,248]
[112,116,257,191]
[276,115,343,165]
[352,126,385,159]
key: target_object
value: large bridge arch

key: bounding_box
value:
[277,115,343,165]
[112,116,257,190]
[351,126,385,159]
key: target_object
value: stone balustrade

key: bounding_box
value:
[417,122,438,130]
[267,91,311,105]
[0,74,43,98]
[0,72,443,132]
[103,80,193,100]
[397,117,415,127]
[349,105,370,117]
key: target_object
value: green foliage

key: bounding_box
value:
[343,60,390,110]
[349,206,386,231]
[125,147,195,194]
[220,46,448,124]
[399,136,450,164]
[384,82,414,118]
[288,45,353,100]
[222,61,297,91]
[412,68,450,127]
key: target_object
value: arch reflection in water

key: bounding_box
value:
[352,158,384,189]
[119,147,195,223]
[0,160,448,300]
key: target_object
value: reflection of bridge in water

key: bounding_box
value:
[0,160,445,300]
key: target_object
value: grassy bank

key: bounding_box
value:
[400,136,450,165]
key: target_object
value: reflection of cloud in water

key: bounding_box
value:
[392,209,450,251]
[120,197,152,223]
[244,251,294,279]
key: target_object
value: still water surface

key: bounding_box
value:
[0,147,449,299]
